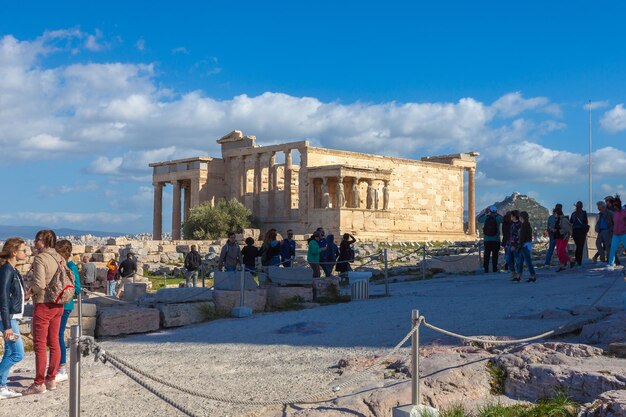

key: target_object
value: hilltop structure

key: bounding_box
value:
[150,131,479,242]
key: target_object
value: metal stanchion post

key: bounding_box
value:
[411,309,420,406]
[163,272,166,289]
[69,325,81,417]
[201,265,205,288]
[239,267,245,308]
[77,291,83,337]
[384,248,389,296]
[421,245,426,280]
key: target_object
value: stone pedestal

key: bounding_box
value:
[124,282,148,302]
[157,301,215,327]
[213,289,267,313]
[267,286,313,308]
[312,277,340,300]
[154,287,213,303]
[96,307,160,337]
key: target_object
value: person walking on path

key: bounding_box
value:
[23,230,65,395]
[241,237,259,273]
[501,212,512,272]
[307,231,324,278]
[54,239,81,383]
[118,253,137,280]
[570,201,589,267]
[513,211,536,282]
[106,259,118,296]
[280,230,296,267]
[478,206,503,273]
[508,211,521,280]
[218,232,241,272]
[184,245,202,287]
[335,233,356,276]
[0,238,27,399]
[80,255,96,291]
[593,201,610,263]
[260,229,281,267]
[607,195,626,271]
[544,204,561,267]
[554,208,573,272]
[605,195,621,266]
[321,234,339,277]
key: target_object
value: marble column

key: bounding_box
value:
[299,148,309,217]
[467,168,476,236]
[190,178,200,208]
[240,156,247,203]
[336,176,345,208]
[152,182,163,240]
[172,180,182,240]
[268,152,276,217]
[183,182,191,223]
[253,153,261,215]
[284,149,293,216]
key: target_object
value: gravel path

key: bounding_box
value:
[7,266,625,416]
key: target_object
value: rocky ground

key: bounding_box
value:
[5,265,626,417]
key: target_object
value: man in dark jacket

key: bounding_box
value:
[184,245,202,287]
[118,253,137,279]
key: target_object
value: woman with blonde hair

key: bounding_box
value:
[22,229,65,396]
[0,238,27,399]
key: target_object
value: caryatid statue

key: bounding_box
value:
[321,179,331,208]
[366,182,374,210]
[337,179,345,208]
[352,179,361,208]
[382,181,389,210]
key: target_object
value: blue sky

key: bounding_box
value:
[1,1,626,234]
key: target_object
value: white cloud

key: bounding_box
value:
[600,104,626,132]
[85,29,107,51]
[172,47,188,55]
[39,181,99,196]
[89,156,123,174]
[491,92,561,118]
[135,39,145,51]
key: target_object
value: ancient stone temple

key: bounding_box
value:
[150,131,478,242]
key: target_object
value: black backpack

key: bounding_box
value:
[186,251,201,270]
[483,215,498,237]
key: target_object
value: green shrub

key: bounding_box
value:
[182,198,253,240]
[486,360,507,395]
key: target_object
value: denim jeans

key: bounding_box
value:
[59,309,71,366]
[0,319,24,386]
[108,280,117,296]
[516,246,536,277]
[186,270,198,288]
[225,265,236,272]
[608,234,626,266]
[505,244,516,271]
[544,238,556,265]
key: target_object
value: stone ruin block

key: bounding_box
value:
[213,289,267,314]
[312,277,340,300]
[72,245,86,254]
[267,286,313,308]
[158,244,177,252]
[68,303,97,317]
[107,237,129,245]
[213,271,258,290]
[123,282,148,302]
[63,317,96,340]
[267,266,313,286]
[154,287,213,303]
[176,244,191,253]
[157,301,215,327]
[423,254,480,274]
[96,306,160,337]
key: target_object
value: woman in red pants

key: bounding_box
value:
[22,230,65,395]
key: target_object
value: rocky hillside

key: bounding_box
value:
[478,192,550,233]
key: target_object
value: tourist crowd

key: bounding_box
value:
[478,194,626,283]
[214,227,357,279]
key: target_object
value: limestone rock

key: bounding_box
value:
[579,389,626,417]
[213,271,258,290]
[95,307,160,337]
[580,312,626,345]
[494,342,626,403]
[312,277,340,300]
[154,287,213,303]
[68,303,97,317]
[423,254,480,274]
[213,289,267,313]
[609,343,626,358]
[157,301,214,328]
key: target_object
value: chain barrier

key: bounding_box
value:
[81,322,420,408]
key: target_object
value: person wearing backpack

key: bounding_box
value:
[23,230,66,395]
[607,195,626,271]
[54,239,81,384]
[477,206,503,273]
[184,245,202,287]
[553,207,573,272]
[569,201,589,268]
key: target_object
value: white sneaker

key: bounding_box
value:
[55,371,68,382]
[0,386,22,399]
[606,264,615,271]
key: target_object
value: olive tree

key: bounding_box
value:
[182,198,253,240]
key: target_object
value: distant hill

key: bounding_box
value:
[0,225,125,240]
[477,192,550,233]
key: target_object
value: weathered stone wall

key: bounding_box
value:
[305,147,467,241]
